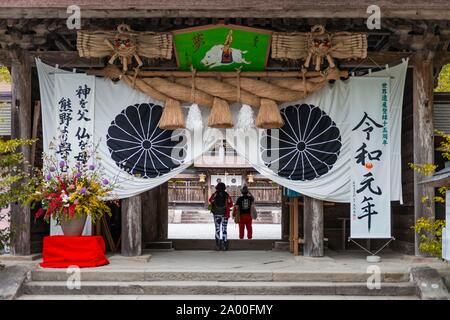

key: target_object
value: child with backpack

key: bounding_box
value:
[234,186,255,240]
[208,182,233,251]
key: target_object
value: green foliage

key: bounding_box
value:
[410,130,450,258]
[412,217,446,258]
[0,138,39,251]
[436,64,450,93]
[408,163,438,176]
[0,66,11,83]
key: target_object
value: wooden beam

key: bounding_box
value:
[1,2,450,20]
[121,194,142,256]
[9,48,32,256]
[0,50,105,68]
[0,49,413,71]
[411,50,435,257]
[30,51,105,68]
[339,51,412,68]
[303,196,324,257]
[90,69,348,78]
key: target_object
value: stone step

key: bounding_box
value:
[170,239,275,250]
[22,280,417,296]
[30,269,410,283]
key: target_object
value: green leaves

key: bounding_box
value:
[0,66,10,83]
[412,217,446,258]
[436,64,450,93]
[0,137,38,251]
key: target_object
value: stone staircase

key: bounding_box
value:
[18,268,418,299]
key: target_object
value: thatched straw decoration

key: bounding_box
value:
[142,78,214,107]
[223,77,306,102]
[77,29,172,60]
[159,98,186,130]
[175,78,261,107]
[208,97,233,129]
[102,64,123,81]
[256,99,284,129]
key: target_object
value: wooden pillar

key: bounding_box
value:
[303,196,324,257]
[158,183,168,240]
[289,200,294,253]
[281,195,290,241]
[121,194,142,256]
[293,197,299,256]
[9,49,32,256]
[412,51,435,256]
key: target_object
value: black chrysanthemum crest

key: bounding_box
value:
[261,104,341,181]
[106,103,187,178]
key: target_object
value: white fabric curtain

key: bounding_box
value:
[227,60,408,203]
[37,59,219,201]
[37,59,407,207]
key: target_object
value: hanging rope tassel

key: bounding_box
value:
[236,104,255,131]
[186,103,203,131]
[159,98,186,130]
[255,98,284,129]
[208,97,233,129]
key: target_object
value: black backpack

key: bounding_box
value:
[212,192,227,215]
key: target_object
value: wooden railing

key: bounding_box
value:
[169,181,281,205]
[169,181,206,204]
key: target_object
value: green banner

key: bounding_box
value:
[173,25,272,72]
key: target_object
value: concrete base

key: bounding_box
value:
[0,254,42,262]
[367,255,381,263]
[108,254,152,263]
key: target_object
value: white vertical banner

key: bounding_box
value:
[350,77,391,239]
[51,74,95,236]
[54,74,95,165]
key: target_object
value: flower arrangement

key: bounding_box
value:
[27,140,117,225]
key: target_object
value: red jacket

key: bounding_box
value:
[209,192,233,219]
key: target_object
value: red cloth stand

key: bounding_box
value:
[40,236,109,268]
